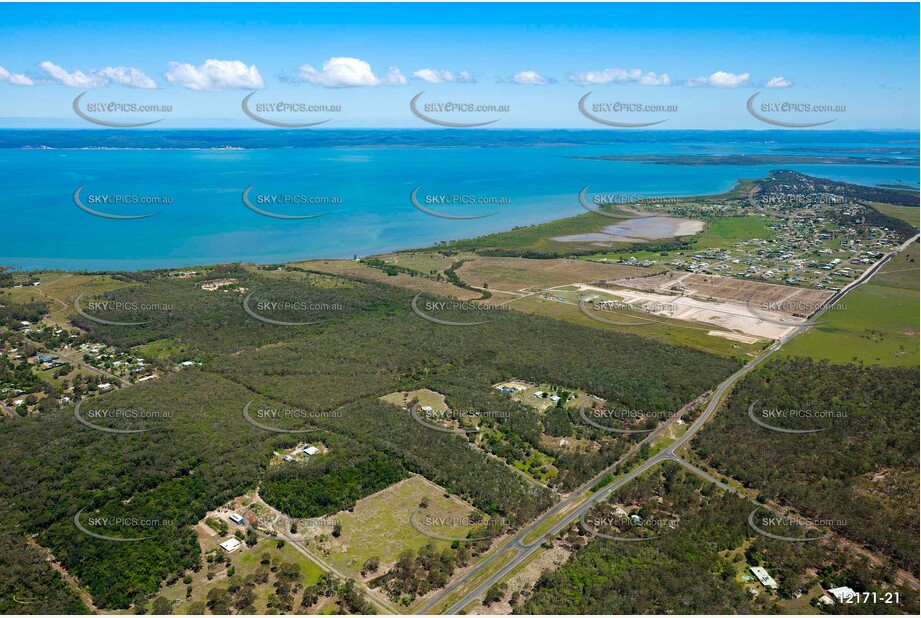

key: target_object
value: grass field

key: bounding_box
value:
[455,257,647,294]
[781,242,919,367]
[382,252,467,275]
[132,338,190,364]
[289,259,480,301]
[380,388,447,411]
[157,529,326,614]
[694,215,778,248]
[871,202,921,227]
[4,272,130,325]
[308,475,482,582]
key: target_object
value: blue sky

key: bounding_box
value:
[0,2,917,128]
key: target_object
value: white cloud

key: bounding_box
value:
[765,76,792,88]
[39,61,108,88]
[638,72,671,86]
[567,67,670,86]
[512,70,549,85]
[0,66,34,86]
[38,61,157,89]
[165,59,263,91]
[687,71,750,88]
[96,66,158,89]
[298,57,406,87]
[412,69,475,84]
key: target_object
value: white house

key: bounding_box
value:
[749,566,778,590]
[228,513,245,526]
[219,538,242,553]
[302,446,320,456]
[828,586,857,603]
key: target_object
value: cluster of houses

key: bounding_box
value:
[747,565,863,607]
[218,513,249,553]
[533,391,561,403]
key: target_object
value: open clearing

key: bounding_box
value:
[157,518,325,615]
[577,284,795,340]
[507,290,762,358]
[4,272,130,325]
[494,381,598,414]
[380,388,447,411]
[455,257,648,295]
[307,475,483,583]
[290,259,480,301]
[612,271,833,314]
[780,242,919,367]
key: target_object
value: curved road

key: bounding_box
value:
[425,234,918,615]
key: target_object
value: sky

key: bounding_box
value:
[0,2,918,129]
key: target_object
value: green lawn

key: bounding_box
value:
[306,475,481,581]
[871,202,920,228]
[781,242,919,367]
[693,216,778,248]
[157,535,325,615]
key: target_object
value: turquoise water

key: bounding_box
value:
[1,132,917,270]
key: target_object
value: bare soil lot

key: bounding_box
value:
[611,271,833,317]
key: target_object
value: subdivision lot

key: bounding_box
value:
[455,257,647,295]
[307,475,483,582]
[781,242,919,367]
[612,271,833,315]
[156,526,326,615]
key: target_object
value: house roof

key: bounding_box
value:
[219,538,242,552]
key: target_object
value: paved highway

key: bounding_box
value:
[427,235,918,614]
